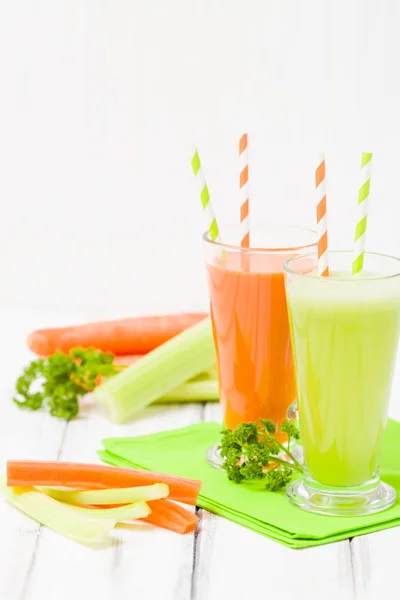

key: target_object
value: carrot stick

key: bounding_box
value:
[87,499,199,534]
[27,313,208,357]
[7,461,201,506]
[142,499,199,534]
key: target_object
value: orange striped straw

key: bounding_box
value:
[239,134,250,247]
[315,153,329,276]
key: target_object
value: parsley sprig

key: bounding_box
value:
[14,348,119,420]
[219,419,303,491]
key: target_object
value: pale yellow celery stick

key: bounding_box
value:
[116,366,217,381]
[38,483,168,506]
[0,478,115,545]
[108,373,219,402]
[157,380,219,403]
[189,366,218,381]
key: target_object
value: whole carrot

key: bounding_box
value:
[27,313,208,357]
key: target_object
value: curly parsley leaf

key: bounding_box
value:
[219,419,303,491]
[13,348,119,420]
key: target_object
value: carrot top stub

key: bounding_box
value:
[6,461,202,507]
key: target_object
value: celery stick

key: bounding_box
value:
[39,483,168,506]
[207,366,217,380]
[156,380,219,403]
[93,317,215,423]
[1,479,116,545]
[189,366,217,381]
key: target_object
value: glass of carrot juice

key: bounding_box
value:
[203,225,317,466]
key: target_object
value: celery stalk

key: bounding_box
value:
[1,479,116,545]
[38,483,168,506]
[189,366,218,382]
[93,317,215,423]
[156,380,219,403]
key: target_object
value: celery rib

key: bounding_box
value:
[1,479,116,545]
[93,317,215,423]
[189,366,217,381]
[38,483,168,506]
[157,380,219,403]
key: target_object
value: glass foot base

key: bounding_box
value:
[286,478,396,517]
[206,444,225,470]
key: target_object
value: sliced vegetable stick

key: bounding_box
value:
[1,481,116,546]
[114,354,217,382]
[93,317,215,423]
[27,313,208,357]
[189,366,218,381]
[109,357,219,403]
[7,461,201,506]
[68,500,150,521]
[142,499,199,534]
[159,380,218,403]
[38,483,169,506]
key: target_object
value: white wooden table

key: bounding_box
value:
[0,308,399,600]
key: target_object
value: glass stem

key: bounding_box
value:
[274,440,303,472]
[268,455,302,473]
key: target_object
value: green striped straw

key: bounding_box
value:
[352,152,373,275]
[191,147,221,242]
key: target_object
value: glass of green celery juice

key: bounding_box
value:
[284,251,400,516]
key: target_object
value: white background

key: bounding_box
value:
[0,0,399,318]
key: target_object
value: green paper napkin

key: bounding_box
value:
[98,419,400,549]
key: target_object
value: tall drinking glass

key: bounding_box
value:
[284,251,400,516]
[203,225,317,466]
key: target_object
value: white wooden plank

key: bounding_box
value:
[23,401,203,600]
[350,527,400,599]
[345,360,400,599]
[192,403,356,600]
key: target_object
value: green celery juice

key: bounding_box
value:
[287,270,400,487]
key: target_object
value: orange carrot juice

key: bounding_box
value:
[204,227,316,441]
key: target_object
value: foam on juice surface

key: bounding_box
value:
[290,270,400,306]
